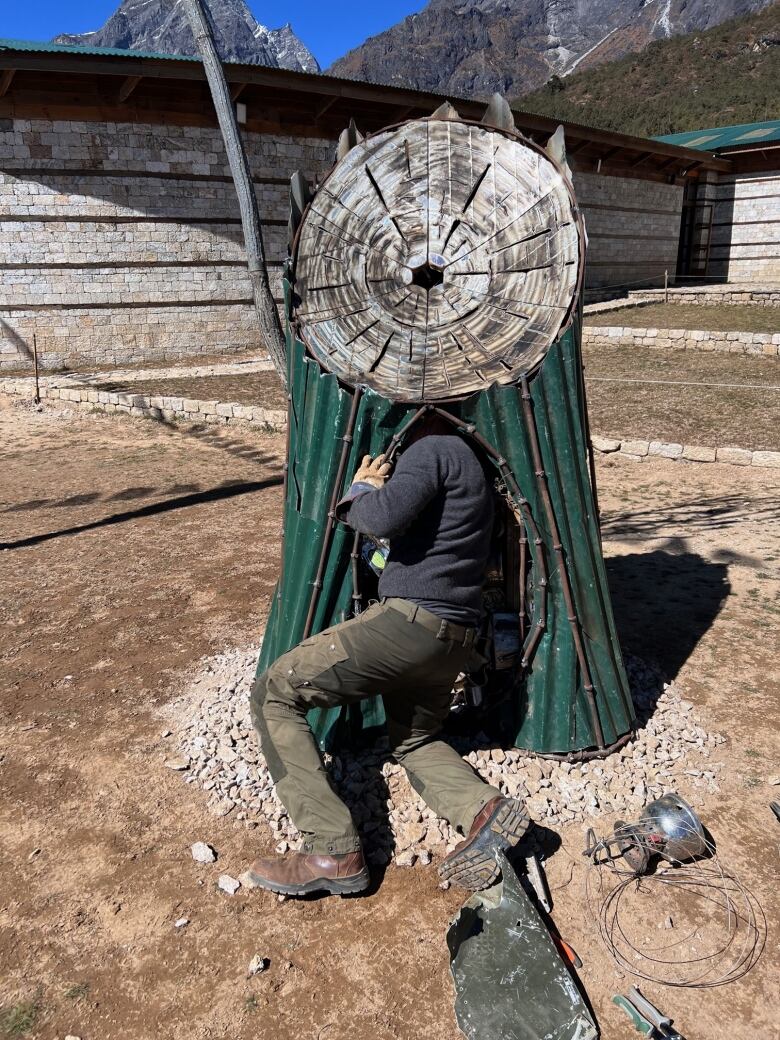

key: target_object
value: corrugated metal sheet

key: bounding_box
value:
[0,37,193,61]
[655,119,780,151]
[257,280,634,756]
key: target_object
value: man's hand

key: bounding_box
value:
[352,453,392,489]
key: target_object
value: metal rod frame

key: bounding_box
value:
[519,376,606,749]
[303,386,363,639]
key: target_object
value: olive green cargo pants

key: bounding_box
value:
[251,599,501,855]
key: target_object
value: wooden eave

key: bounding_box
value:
[0,47,732,180]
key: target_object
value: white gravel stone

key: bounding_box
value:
[165,646,725,868]
[191,841,217,864]
[217,874,241,895]
[248,954,268,975]
[174,917,189,928]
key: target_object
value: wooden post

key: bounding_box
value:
[32,333,40,405]
[664,269,669,304]
[181,0,287,387]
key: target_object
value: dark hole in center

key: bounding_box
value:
[410,262,444,291]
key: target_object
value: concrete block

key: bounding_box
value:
[621,439,649,457]
[751,451,780,468]
[649,441,683,458]
[682,444,716,462]
[591,435,621,453]
[716,447,753,466]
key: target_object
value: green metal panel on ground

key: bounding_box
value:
[257,110,636,756]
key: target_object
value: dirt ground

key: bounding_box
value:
[585,303,780,333]
[0,397,778,1040]
[582,344,780,450]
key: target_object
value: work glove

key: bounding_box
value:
[352,453,392,489]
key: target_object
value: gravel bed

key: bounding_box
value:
[166,646,725,867]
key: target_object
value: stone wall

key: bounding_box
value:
[1,116,688,369]
[709,169,780,284]
[583,324,780,356]
[573,171,684,291]
[0,118,336,371]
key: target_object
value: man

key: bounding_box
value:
[248,417,530,897]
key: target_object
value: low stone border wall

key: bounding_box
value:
[592,435,779,469]
[0,377,287,430]
[583,325,780,356]
[3,377,778,468]
[629,285,780,308]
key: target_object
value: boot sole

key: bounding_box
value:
[246,867,370,897]
[438,799,530,891]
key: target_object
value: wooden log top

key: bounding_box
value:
[292,117,583,402]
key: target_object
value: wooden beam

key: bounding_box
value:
[230,81,247,101]
[566,139,589,155]
[657,155,681,171]
[182,0,286,386]
[117,75,142,104]
[314,94,338,119]
[629,150,653,168]
[0,69,15,98]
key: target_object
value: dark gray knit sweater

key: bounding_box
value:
[337,434,494,624]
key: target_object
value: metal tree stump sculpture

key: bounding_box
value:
[258,99,636,758]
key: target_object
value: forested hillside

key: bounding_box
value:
[517,2,779,137]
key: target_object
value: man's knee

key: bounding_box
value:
[250,659,296,732]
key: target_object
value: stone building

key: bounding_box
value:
[657,120,780,285]
[0,39,731,371]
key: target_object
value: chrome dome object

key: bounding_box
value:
[637,794,708,864]
[584,792,709,875]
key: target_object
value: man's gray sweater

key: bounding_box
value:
[337,433,494,625]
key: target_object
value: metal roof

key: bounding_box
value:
[0,36,196,62]
[0,37,731,174]
[656,119,780,152]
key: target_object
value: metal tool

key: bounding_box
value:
[613,987,688,1040]
[524,852,553,913]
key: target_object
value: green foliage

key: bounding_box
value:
[0,1000,40,1038]
[516,4,780,137]
[64,982,90,1001]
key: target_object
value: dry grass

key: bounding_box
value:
[585,303,780,333]
[584,344,779,450]
[89,371,287,410]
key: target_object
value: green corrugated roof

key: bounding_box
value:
[0,37,197,62]
[655,119,780,151]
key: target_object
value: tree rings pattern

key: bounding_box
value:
[293,118,582,402]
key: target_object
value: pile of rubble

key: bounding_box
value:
[166,646,725,867]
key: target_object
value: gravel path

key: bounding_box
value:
[167,646,725,868]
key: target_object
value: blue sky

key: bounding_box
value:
[1,1,427,68]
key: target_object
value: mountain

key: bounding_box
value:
[328,0,775,99]
[53,0,320,74]
[518,3,780,137]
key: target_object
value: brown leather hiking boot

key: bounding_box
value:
[246,849,370,897]
[439,796,530,891]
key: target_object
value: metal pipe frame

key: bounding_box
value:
[519,376,606,749]
[303,386,363,639]
[429,406,548,672]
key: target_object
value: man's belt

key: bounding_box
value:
[381,597,477,648]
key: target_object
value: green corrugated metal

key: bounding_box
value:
[257,278,635,756]
[0,37,193,61]
[655,119,780,151]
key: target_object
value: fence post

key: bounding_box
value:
[664,269,669,304]
[32,332,40,405]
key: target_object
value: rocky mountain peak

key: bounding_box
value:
[53,0,320,74]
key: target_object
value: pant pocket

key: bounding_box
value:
[288,629,350,688]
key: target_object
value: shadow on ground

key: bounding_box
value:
[606,549,730,680]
